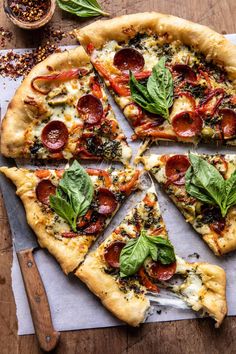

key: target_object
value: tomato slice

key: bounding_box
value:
[77,94,103,125]
[36,180,56,206]
[104,241,126,268]
[97,188,118,215]
[172,111,203,138]
[148,261,177,281]
[165,155,190,185]
[220,109,236,140]
[41,120,68,152]
[113,48,145,72]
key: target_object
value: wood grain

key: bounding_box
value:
[0,1,236,353]
[17,249,60,351]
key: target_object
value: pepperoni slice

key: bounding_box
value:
[36,180,56,206]
[83,215,105,235]
[77,94,103,125]
[104,241,126,268]
[41,120,68,152]
[172,111,203,138]
[148,261,177,281]
[220,109,236,139]
[97,188,118,215]
[165,155,190,185]
[113,48,145,72]
[172,64,197,82]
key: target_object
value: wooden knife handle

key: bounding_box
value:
[17,248,60,352]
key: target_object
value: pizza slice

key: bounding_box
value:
[143,153,236,256]
[1,46,131,165]
[0,161,140,273]
[76,13,236,146]
[76,185,227,328]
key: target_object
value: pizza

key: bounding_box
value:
[76,185,227,328]
[142,153,236,256]
[0,162,140,273]
[75,13,236,146]
[1,46,131,165]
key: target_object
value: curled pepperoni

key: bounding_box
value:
[36,180,56,205]
[172,64,197,82]
[113,48,145,72]
[41,120,68,152]
[97,188,118,215]
[172,111,203,138]
[83,215,105,234]
[104,241,126,268]
[77,94,103,125]
[148,261,177,281]
[220,109,236,139]
[165,155,190,185]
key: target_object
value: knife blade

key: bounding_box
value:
[0,154,60,351]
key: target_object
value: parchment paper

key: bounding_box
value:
[1,35,236,335]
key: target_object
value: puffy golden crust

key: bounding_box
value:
[75,252,150,327]
[0,166,94,274]
[194,262,227,328]
[1,46,90,158]
[76,12,236,86]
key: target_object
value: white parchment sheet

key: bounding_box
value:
[1,35,236,334]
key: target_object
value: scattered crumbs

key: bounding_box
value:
[188,252,200,259]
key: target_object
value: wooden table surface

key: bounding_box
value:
[0,1,236,353]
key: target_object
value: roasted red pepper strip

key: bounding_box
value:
[197,88,224,117]
[120,170,140,194]
[138,267,159,292]
[90,76,103,99]
[31,68,88,94]
[86,168,112,188]
[77,209,93,228]
[87,43,95,55]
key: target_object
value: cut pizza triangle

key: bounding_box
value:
[142,153,236,256]
[0,163,140,274]
[76,184,227,328]
[1,46,132,165]
[76,13,236,146]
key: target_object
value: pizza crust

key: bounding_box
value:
[0,166,95,274]
[1,46,90,158]
[75,12,236,86]
[75,252,150,327]
[196,263,227,328]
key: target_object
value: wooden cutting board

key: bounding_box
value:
[0,1,235,353]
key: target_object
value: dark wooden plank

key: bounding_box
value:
[0,1,236,353]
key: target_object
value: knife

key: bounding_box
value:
[0,155,60,351]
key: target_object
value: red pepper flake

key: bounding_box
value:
[9,0,50,23]
[0,27,13,48]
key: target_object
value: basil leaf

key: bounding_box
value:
[186,153,225,209]
[56,0,109,18]
[119,236,149,278]
[50,161,94,232]
[145,235,176,265]
[147,58,174,120]
[222,170,236,216]
[50,195,76,229]
[129,57,174,120]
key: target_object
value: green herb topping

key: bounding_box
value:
[129,57,174,121]
[119,229,176,278]
[50,160,94,231]
[185,153,236,217]
[56,0,109,18]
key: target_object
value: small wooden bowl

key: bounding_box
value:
[4,0,56,30]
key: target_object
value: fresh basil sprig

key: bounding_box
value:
[185,153,236,217]
[50,160,94,231]
[129,57,174,121]
[56,0,109,18]
[119,229,176,278]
